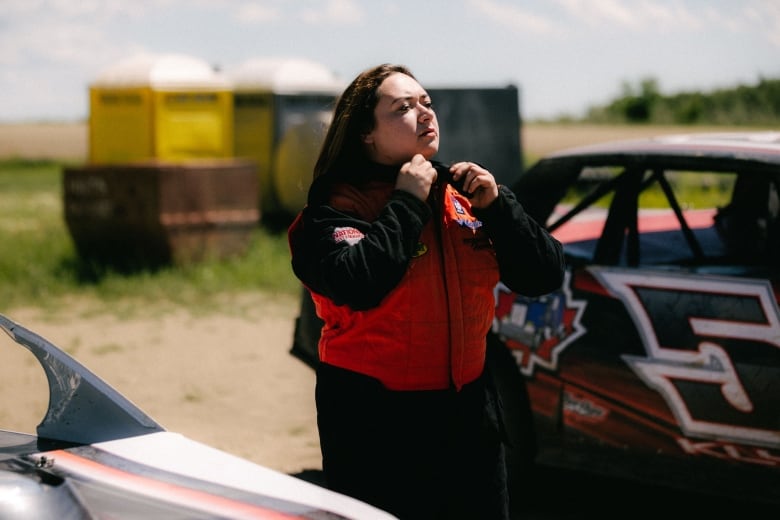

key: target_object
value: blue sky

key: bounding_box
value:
[2,0,778,122]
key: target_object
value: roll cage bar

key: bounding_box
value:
[546,167,706,267]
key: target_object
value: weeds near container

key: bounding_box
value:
[0,159,300,315]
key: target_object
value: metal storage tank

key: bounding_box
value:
[89,53,234,163]
[228,58,344,221]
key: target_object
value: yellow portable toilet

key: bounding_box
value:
[89,53,233,164]
[228,58,343,220]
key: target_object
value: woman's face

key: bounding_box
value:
[362,72,439,165]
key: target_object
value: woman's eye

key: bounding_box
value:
[398,103,411,112]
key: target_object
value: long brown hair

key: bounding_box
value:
[312,64,415,179]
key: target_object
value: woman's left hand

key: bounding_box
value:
[449,162,499,209]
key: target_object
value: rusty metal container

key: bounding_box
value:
[63,160,259,267]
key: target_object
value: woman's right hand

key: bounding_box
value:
[396,154,437,201]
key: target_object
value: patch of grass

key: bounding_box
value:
[182,389,205,403]
[0,159,300,314]
[91,343,125,355]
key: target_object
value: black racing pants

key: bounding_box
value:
[315,363,509,520]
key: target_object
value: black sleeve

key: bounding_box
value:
[473,185,566,296]
[290,190,431,310]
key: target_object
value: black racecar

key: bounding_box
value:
[292,131,780,507]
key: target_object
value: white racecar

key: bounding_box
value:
[0,313,396,519]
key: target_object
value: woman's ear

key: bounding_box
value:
[361,131,374,145]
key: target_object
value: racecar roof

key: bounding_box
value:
[543,131,780,165]
[514,131,780,230]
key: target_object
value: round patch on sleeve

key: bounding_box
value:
[332,226,365,245]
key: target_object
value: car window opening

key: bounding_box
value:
[550,166,780,273]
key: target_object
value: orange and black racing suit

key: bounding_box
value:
[288,160,564,520]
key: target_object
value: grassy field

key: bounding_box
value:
[0,157,298,313]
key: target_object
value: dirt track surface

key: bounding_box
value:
[0,121,724,161]
[0,122,88,160]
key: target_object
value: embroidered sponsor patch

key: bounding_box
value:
[332,226,365,245]
[457,219,483,230]
[451,195,467,215]
[449,193,481,229]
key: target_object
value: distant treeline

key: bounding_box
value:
[580,77,780,125]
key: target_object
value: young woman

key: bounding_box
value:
[288,64,564,520]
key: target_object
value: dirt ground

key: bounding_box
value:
[0,120,731,478]
[0,293,322,474]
